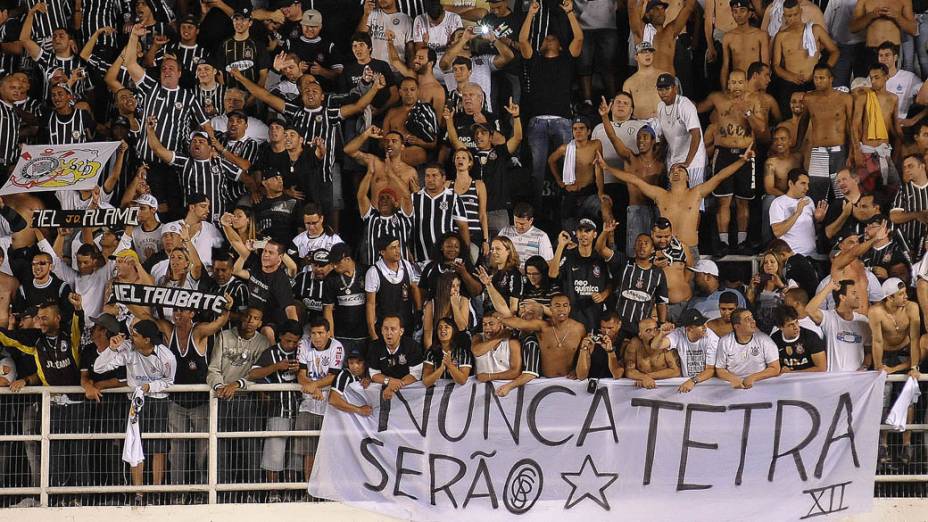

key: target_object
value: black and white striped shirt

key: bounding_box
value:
[46,109,95,145]
[79,0,124,49]
[424,342,474,379]
[216,278,250,314]
[520,333,540,377]
[457,180,482,243]
[34,51,91,100]
[252,344,300,418]
[169,152,242,222]
[614,260,668,331]
[293,269,328,322]
[362,206,414,266]
[136,74,209,163]
[220,135,259,202]
[24,0,72,43]
[162,43,210,77]
[0,100,20,166]
[196,84,226,119]
[282,102,342,183]
[332,367,362,395]
[893,181,928,256]
[411,188,467,263]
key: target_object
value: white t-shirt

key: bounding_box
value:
[443,54,497,111]
[132,223,163,264]
[714,331,779,378]
[768,195,817,256]
[367,10,413,66]
[592,118,648,183]
[498,225,554,262]
[667,327,719,378]
[166,220,224,269]
[815,272,882,309]
[413,12,463,83]
[365,258,421,291]
[887,69,922,120]
[655,95,706,171]
[297,337,345,415]
[819,309,870,372]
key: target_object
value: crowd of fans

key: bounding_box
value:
[0,0,925,507]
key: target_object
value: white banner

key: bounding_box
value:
[0,142,120,195]
[309,373,886,522]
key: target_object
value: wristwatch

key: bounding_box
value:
[384,377,391,387]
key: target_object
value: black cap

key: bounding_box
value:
[180,14,199,25]
[91,313,122,335]
[133,319,163,345]
[656,73,676,89]
[233,7,251,18]
[654,216,672,230]
[576,218,597,231]
[680,309,709,327]
[729,0,750,7]
[329,242,351,264]
[346,346,365,360]
[311,249,331,265]
[262,167,282,179]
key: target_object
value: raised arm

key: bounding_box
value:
[806,279,839,325]
[144,117,174,164]
[698,145,753,198]
[385,31,415,78]
[443,107,467,150]
[504,99,522,154]
[594,152,665,201]
[518,1,539,59]
[123,24,148,84]
[597,98,633,160]
[229,67,286,113]
[562,0,583,57]
[339,74,387,119]
[357,168,374,217]
[343,125,381,167]
[19,3,46,61]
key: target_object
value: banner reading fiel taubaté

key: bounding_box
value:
[0,142,121,195]
[309,373,885,522]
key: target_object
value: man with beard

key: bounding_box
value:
[385,40,446,112]
[763,126,801,244]
[625,318,681,388]
[548,222,610,330]
[345,125,419,205]
[500,293,584,377]
[472,313,522,381]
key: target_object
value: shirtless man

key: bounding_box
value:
[344,125,420,203]
[869,277,924,462]
[595,145,754,250]
[851,63,901,192]
[830,224,890,315]
[705,0,738,66]
[763,126,801,243]
[697,70,763,254]
[598,97,663,247]
[548,118,606,228]
[850,0,915,54]
[624,319,681,388]
[385,33,446,113]
[901,122,928,159]
[500,294,586,377]
[721,0,769,87]
[781,91,806,149]
[649,218,695,321]
[796,65,853,202]
[629,0,696,76]
[382,77,436,166]
[472,313,523,382]
[708,291,738,338]
[623,42,667,119]
[772,0,839,115]
[745,62,783,136]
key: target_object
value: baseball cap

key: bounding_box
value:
[646,0,669,10]
[346,346,365,360]
[162,221,183,236]
[133,319,163,345]
[133,194,158,208]
[329,242,352,264]
[576,218,597,231]
[109,249,140,262]
[656,73,676,89]
[180,14,199,25]
[688,259,719,277]
[471,122,493,133]
[680,309,709,327]
[729,0,750,8]
[638,124,657,138]
[635,41,655,54]
[190,130,209,141]
[262,167,282,180]
[880,277,905,300]
[654,216,672,230]
[301,9,323,27]
[311,249,331,265]
[232,8,251,18]
[91,313,123,335]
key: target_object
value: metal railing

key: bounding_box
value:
[0,376,925,506]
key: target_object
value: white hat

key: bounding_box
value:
[880,277,905,300]
[161,221,183,236]
[688,259,719,277]
[133,193,158,208]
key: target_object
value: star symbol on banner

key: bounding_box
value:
[560,454,618,510]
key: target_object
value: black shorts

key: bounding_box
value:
[138,396,170,455]
[711,146,756,200]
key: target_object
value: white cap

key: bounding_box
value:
[880,277,905,300]
[688,259,719,277]
[133,193,158,208]
[161,221,183,236]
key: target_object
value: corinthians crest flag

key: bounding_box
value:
[0,142,121,195]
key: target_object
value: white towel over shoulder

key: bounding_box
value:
[562,140,578,185]
[802,22,818,57]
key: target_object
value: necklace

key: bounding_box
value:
[340,271,355,294]
[552,323,570,349]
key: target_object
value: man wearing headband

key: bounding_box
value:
[345,125,419,205]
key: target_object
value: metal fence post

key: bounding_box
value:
[39,391,50,507]
[208,391,218,505]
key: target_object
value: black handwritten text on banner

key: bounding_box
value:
[112,283,227,313]
[309,373,885,522]
[32,207,140,228]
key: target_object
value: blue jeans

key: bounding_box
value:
[626,205,655,258]
[528,116,573,211]
[834,42,865,88]
[917,14,928,78]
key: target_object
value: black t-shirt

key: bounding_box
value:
[419,261,480,301]
[367,336,424,379]
[474,144,511,211]
[254,195,302,245]
[450,111,500,150]
[862,240,913,275]
[243,256,296,325]
[559,249,610,331]
[823,198,864,244]
[286,36,343,92]
[783,254,819,298]
[524,53,575,119]
[337,58,395,108]
[322,268,368,339]
[197,0,249,49]
[80,344,127,383]
[586,333,626,379]
[483,267,523,315]
[293,270,328,322]
[771,327,825,371]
